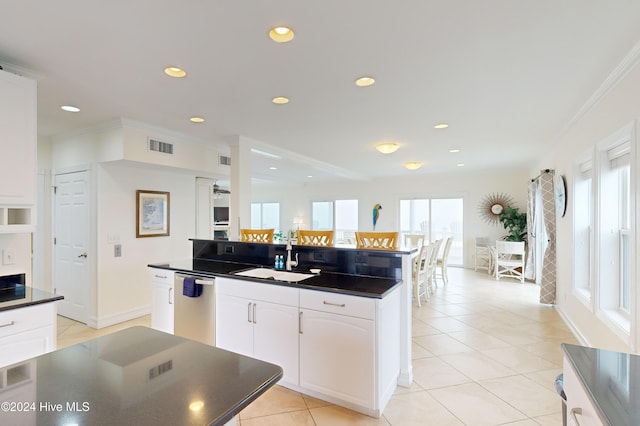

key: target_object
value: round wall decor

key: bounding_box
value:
[478,192,513,225]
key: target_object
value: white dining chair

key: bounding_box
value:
[494,240,525,282]
[436,236,453,285]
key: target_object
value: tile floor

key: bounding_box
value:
[57,267,578,425]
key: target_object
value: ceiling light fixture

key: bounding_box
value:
[457,163,465,167]
[269,26,294,43]
[272,96,289,105]
[449,149,460,153]
[61,105,80,113]
[269,166,277,170]
[404,161,423,170]
[434,123,449,129]
[375,143,399,154]
[307,175,313,178]
[355,76,375,87]
[190,116,205,123]
[164,67,187,78]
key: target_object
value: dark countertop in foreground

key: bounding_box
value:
[562,343,640,426]
[0,326,282,426]
[0,283,63,312]
[149,259,401,298]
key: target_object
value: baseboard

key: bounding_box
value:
[88,304,151,329]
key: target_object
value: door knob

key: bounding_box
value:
[78,253,88,258]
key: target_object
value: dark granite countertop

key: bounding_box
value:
[0,326,282,426]
[149,259,401,298]
[0,283,63,312]
[562,343,640,426]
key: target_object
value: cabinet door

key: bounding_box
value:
[563,360,602,426]
[0,326,54,368]
[151,282,174,333]
[299,309,375,408]
[253,301,299,385]
[0,70,36,205]
[216,294,254,357]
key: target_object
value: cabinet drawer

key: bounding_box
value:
[216,277,299,306]
[300,289,375,320]
[0,303,56,339]
[150,268,174,285]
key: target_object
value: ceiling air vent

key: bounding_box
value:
[219,154,231,166]
[148,138,174,154]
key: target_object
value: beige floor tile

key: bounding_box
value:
[240,409,315,426]
[500,420,542,426]
[524,369,564,393]
[413,333,475,356]
[301,393,333,409]
[310,405,390,426]
[481,346,559,373]
[429,383,527,426]
[383,390,464,426]
[411,318,440,337]
[439,351,517,381]
[412,341,435,359]
[411,357,472,390]
[392,381,424,395]
[531,412,564,426]
[479,375,562,417]
[239,386,308,419]
[426,315,475,333]
[447,328,512,351]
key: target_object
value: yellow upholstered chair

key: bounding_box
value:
[355,231,399,250]
[240,228,274,243]
[297,230,334,247]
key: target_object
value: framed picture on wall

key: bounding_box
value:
[136,190,170,238]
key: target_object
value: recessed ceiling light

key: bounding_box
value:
[434,123,449,129]
[375,143,399,154]
[449,149,460,153]
[355,76,375,87]
[457,163,465,167]
[307,175,313,178]
[61,105,80,113]
[269,166,277,170]
[272,96,289,105]
[164,67,186,78]
[404,161,423,170]
[269,26,294,43]
[190,116,205,123]
[189,401,205,412]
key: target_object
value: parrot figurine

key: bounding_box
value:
[372,204,382,230]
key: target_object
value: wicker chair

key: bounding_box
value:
[355,231,399,250]
[240,228,274,243]
[297,230,334,247]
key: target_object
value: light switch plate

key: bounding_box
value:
[114,244,122,257]
[3,249,15,265]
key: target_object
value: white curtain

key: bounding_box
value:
[539,171,556,304]
[524,179,537,280]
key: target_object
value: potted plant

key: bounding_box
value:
[499,206,527,242]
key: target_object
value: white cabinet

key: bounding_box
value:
[216,278,299,385]
[150,268,175,334]
[0,302,57,368]
[299,302,375,408]
[0,70,36,233]
[563,357,602,426]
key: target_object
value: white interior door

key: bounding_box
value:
[53,170,90,323]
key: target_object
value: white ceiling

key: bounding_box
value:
[2,1,640,183]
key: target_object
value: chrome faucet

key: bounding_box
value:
[286,233,298,271]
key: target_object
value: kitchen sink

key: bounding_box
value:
[233,268,314,283]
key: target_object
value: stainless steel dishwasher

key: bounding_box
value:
[174,273,216,346]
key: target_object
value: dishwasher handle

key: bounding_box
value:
[194,278,215,286]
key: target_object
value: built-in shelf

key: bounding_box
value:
[0,207,34,233]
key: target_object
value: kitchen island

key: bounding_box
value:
[0,326,282,426]
[149,238,414,418]
[562,343,640,425]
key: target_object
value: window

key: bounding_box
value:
[251,202,280,231]
[596,128,632,332]
[573,157,593,301]
[400,198,463,266]
[311,200,358,243]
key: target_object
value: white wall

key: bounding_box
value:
[537,58,640,352]
[0,234,33,284]
[252,168,530,269]
[95,162,195,326]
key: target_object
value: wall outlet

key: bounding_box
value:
[114,244,122,257]
[3,249,15,265]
